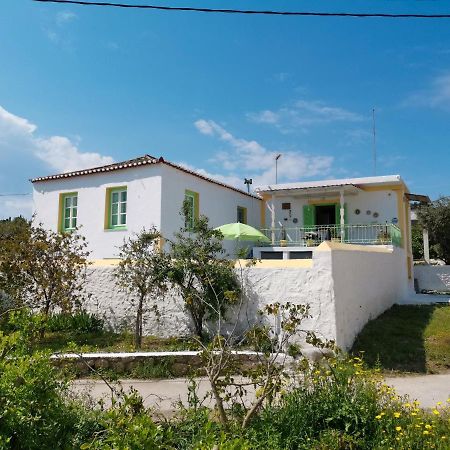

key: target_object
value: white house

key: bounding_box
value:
[254,175,416,285]
[31,155,262,259]
[32,163,427,348]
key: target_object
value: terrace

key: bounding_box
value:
[254,176,406,260]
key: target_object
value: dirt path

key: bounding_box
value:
[71,373,450,413]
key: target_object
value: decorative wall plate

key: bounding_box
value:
[355,208,360,215]
[373,212,379,218]
[366,210,371,215]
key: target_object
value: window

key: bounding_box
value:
[184,190,199,230]
[237,206,247,224]
[105,187,127,229]
[59,193,78,232]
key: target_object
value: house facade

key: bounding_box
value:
[31,155,261,259]
[254,175,414,283]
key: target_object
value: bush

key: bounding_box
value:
[245,357,450,449]
[46,311,104,334]
[412,224,424,260]
[0,330,99,449]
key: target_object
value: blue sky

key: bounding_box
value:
[1,0,450,218]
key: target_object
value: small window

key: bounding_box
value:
[60,193,78,232]
[282,202,291,210]
[184,190,199,230]
[237,206,247,224]
[105,187,127,229]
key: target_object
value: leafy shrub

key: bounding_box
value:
[47,311,104,333]
[248,357,450,449]
[0,330,99,449]
[80,389,173,450]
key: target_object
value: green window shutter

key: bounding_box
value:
[59,192,78,232]
[303,205,315,227]
[105,186,127,230]
[184,190,199,230]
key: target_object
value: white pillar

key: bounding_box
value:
[340,189,345,243]
[271,194,276,245]
[423,228,430,263]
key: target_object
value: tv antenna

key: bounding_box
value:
[372,108,377,176]
[244,178,253,193]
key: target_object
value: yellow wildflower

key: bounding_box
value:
[394,412,401,418]
[395,426,402,432]
[432,409,440,416]
[423,431,430,435]
[375,415,382,420]
[425,424,432,430]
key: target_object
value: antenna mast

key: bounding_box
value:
[372,108,377,176]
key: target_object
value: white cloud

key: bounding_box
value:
[194,119,333,187]
[404,73,450,110]
[0,197,34,219]
[44,10,77,46]
[35,136,114,173]
[0,105,114,218]
[56,11,77,26]
[247,99,363,132]
[0,106,37,135]
[0,105,114,174]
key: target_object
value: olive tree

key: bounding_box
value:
[417,196,450,264]
[115,228,170,349]
[167,203,238,340]
[0,224,90,331]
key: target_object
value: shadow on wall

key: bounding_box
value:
[351,304,442,373]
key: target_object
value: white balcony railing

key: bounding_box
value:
[260,224,402,247]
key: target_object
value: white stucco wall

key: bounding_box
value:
[265,189,400,229]
[159,164,261,256]
[82,245,409,351]
[330,245,409,350]
[82,254,337,343]
[33,166,163,259]
[414,265,450,292]
[33,163,261,259]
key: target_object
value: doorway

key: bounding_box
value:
[315,204,337,226]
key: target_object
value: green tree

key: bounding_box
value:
[417,196,450,264]
[115,228,170,349]
[0,224,90,330]
[0,216,30,241]
[411,223,424,260]
[167,202,238,339]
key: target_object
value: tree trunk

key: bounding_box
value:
[135,297,143,349]
[209,374,228,429]
[39,299,51,339]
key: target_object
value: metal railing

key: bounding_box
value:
[260,224,402,247]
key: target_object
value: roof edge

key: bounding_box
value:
[30,154,261,200]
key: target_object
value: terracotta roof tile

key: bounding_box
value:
[31,154,260,200]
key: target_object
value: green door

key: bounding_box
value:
[303,205,315,228]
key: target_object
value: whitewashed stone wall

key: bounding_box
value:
[83,245,409,351]
[83,267,193,337]
[330,246,409,350]
[414,265,450,292]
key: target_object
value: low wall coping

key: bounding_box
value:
[50,350,266,360]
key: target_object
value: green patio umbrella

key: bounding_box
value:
[215,223,270,243]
